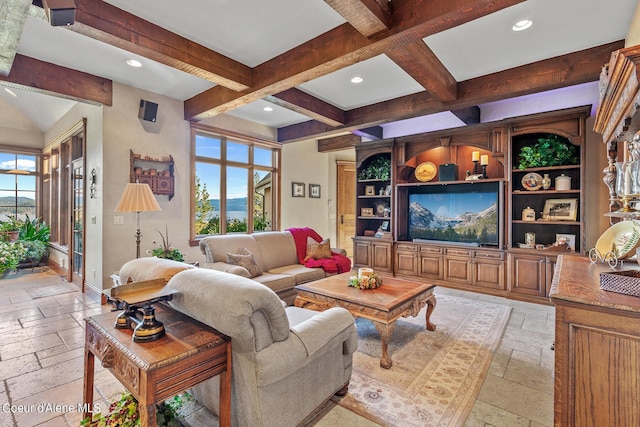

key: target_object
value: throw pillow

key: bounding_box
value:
[304,237,331,261]
[227,247,262,278]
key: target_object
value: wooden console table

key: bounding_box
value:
[83,305,231,426]
[550,255,640,426]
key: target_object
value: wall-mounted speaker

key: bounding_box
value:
[138,100,158,123]
[42,0,76,26]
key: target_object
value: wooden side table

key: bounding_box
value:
[83,305,231,427]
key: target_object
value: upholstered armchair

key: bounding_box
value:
[166,268,357,427]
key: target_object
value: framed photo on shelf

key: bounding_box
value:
[292,182,305,198]
[309,184,321,198]
[361,207,374,216]
[365,185,376,196]
[556,233,576,251]
[543,198,577,221]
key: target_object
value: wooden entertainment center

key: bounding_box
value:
[353,105,590,304]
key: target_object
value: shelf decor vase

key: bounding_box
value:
[542,174,551,190]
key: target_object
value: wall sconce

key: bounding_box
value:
[90,169,97,199]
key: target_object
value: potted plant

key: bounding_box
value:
[0,241,26,275]
[517,134,579,170]
[0,220,20,242]
[358,155,391,180]
[81,391,192,427]
[147,226,185,262]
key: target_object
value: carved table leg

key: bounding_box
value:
[373,321,396,369]
[425,295,437,331]
[139,403,156,427]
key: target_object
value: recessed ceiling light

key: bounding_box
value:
[4,88,17,97]
[350,76,364,84]
[125,59,142,68]
[263,106,273,112]
[512,19,533,32]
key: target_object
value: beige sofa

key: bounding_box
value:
[167,268,357,427]
[199,231,344,304]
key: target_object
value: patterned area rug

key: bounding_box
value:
[334,294,511,427]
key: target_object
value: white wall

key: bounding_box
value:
[627,0,640,46]
[100,83,194,289]
[281,139,355,245]
[0,96,43,148]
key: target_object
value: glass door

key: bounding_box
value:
[71,160,84,286]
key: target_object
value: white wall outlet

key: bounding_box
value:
[114,216,124,225]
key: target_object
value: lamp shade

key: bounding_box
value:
[115,183,161,213]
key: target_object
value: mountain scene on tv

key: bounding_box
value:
[409,195,498,244]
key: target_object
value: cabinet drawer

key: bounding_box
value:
[420,246,443,255]
[474,250,504,260]
[445,248,471,257]
[396,243,417,252]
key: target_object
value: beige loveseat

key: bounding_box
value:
[199,231,344,304]
[166,268,358,427]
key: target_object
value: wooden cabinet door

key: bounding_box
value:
[353,239,370,268]
[473,259,505,289]
[473,250,505,290]
[444,256,472,285]
[371,241,392,272]
[508,253,546,297]
[419,252,444,280]
[395,243,417,276]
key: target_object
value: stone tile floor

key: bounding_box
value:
[0,268,555,426]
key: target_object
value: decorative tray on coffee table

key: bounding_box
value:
[104,278,177,343]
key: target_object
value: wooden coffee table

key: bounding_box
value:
[295,272,436,369]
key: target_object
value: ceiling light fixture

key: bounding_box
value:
[4,88,17,97]
[263,106,274,112]
[350,76,364,84]
[512,19,533,32]
[125,59,143,68]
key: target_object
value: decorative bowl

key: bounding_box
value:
[594,220,640,259]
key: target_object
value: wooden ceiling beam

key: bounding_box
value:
[353,125,383,140]
[386,40,457,102]
[451,106,481,125]
[185,0,525,120]
[278,41,623,142]
[0,0,31,76]
[0,54,112,105]
[265,88,345,126]
[66,0,252,91]
[318,134,361,152]
[323,0,391,37]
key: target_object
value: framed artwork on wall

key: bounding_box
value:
[292,182,305,197]
[309,184,321,198]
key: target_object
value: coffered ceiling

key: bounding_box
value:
[0,0,637,144]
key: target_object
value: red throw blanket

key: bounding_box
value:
[286,227,352,274]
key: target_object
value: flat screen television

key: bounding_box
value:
[407,181,501,247]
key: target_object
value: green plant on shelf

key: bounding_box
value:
[358,156,390,180]
[517,134,579,170]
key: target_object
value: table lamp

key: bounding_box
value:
[115,182,161,258]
